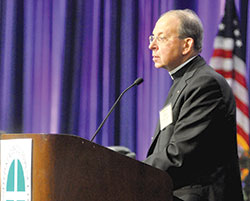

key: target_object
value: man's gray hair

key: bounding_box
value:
[162,9,204,53]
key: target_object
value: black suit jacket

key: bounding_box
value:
[144,56,243,201]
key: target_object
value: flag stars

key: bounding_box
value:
[235,39,242,48]
[219,23,225,30]
[234,29,241,37]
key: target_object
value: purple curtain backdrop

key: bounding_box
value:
[0,0,249,160]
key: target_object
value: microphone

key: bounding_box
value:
[90,77,144,142]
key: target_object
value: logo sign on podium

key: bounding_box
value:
[1,139,32,201]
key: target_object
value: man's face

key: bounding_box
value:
[149,14,185,71]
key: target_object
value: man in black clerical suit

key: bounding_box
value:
[144,9,243,201]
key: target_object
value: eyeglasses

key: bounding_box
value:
[149,35,167,44]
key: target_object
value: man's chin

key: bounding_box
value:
[154,63,164,68]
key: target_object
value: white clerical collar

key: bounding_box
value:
[169,56,197,80]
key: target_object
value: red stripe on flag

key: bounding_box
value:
[215,69,247,88]
[234,70,247,88]
[212,49,233,58]
[216,69,249,117]
[215,70,233,79]
[235,96,250,118]
[237,125,250,144]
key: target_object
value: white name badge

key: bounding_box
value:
[159,103,173,130]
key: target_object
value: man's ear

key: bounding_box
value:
[182,37,194,55]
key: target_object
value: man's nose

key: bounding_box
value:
[148,41,157,50]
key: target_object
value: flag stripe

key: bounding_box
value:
[235,96,250,118]
[212,49,233,58]
[210,57,233,72]
[237,125,249,144]
[224,78,249,105]
[215,70,247,88]
[213,36,234,50]
[210,56,246,77]
[233,55,246,77]
[236,109,249,139]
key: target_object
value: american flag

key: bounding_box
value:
[209,0,249,156]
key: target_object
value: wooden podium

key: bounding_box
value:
[0,133,173,201]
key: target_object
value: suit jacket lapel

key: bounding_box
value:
[169,56,206,108]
